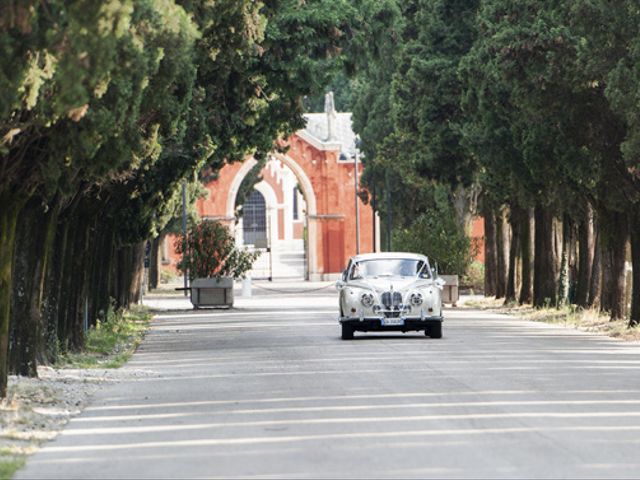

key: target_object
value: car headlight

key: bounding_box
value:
[410,292,423,306]
[360,292,375,308]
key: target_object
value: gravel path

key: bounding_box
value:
[1,366,158,461]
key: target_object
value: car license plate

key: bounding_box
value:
[382,318,404,326]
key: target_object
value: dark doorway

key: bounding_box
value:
[243,189,267,246]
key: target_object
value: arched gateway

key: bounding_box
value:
[194,97,379,281]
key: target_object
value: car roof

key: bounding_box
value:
[349,252,430,263]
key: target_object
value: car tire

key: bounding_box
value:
[341,323,354,340]
[425,322,442,339]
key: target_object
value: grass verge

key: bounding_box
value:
[465,297,640,341]
[0,454,25,480]
[57,304,152,369]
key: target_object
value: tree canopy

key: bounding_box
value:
[0,0,356,397]
[345,0,640,318]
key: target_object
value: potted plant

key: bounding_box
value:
[176,220,259,308]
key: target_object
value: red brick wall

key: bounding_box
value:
[167,133,376,278]
[471,216,485,264]
[286,135,374,274]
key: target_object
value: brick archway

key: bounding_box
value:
[226,151,320,278]
[197,131,376,281]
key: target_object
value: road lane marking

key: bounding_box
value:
[38,425,640,453]
[64,411,640,436]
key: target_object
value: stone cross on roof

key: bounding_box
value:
[299,92,355,156]
[324,92,337,141]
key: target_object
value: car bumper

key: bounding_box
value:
[339,316,443,332]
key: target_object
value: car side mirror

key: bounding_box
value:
[335,280,346,290]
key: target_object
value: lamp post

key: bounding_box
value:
[385,170,392,252]
[354,143,361,255]
[181,180,188,296]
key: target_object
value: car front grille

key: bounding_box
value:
[381,291,402,308]
[381,291,403,317]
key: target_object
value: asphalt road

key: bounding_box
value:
[16,287,640,479]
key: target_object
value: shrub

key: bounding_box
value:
[392,209,473,276]
[462,260,484,293]
[58,304,151,369]
[176,220,259,280]
[159,268,178,284]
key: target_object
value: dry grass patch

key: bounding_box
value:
[465,297,640,341]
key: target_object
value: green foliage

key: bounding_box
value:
[58,305,151,369]
[160,268,179,284]
[350,0,404,204]
[176,220,259,280]
[392,187,473,276]
[303,71,357,112]
[391,0,479,190]
[1,0,358,245]
[0,0,363,397]
[234,161,265,216]
[0,454,25,480]
[0,0,357,240]
[463,261,484,293]
[349,0,481,255]
[344,0,640,321]
[160,180,208,236]
[462,0,637,215]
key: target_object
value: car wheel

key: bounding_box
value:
[341,323,354,340]
[425,322,442,339]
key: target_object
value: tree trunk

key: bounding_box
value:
[519,208,533,305]
[83,217,112,330]
[553,217,563,282]
[149,236,160,290]
[533,204,557,307]
[91,227,115,324]
[128,242,145,306]
[451,184,480,234]
[557,215,571,307]
[69,215,92,350]
[588,222,603,309]
[484,208,497,297]
[113,245,137,310]
[575,203,594,308]
[495,207,509,299]
[9,196,57,376]
[56,214,79,353]
[630,209,640,326]
[84,217,103,331]
[505,206,522,304]
[115,247,129,309]
[600,211,628,320]
[56,208,92,353]
[0,193,25,397]
[41,217,70,364]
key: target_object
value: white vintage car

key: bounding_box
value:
[336,252,444,340]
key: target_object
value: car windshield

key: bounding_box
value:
[350,258,429,279]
